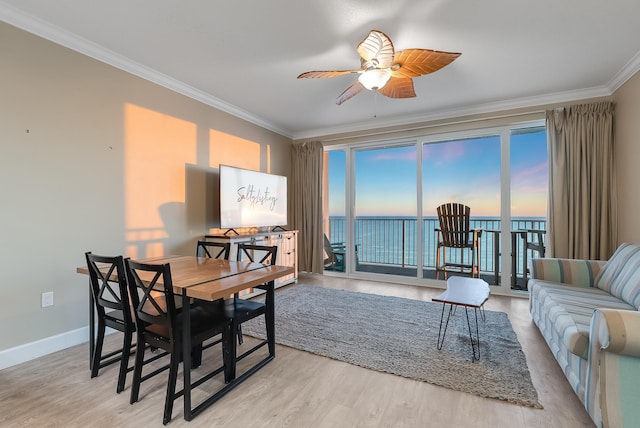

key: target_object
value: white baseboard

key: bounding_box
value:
[0,327,91,370]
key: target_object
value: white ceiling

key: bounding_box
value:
[2,0,640,140]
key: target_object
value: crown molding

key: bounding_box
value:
[292,85,613,140]
[607,49,640,93]
[0,2,293,139]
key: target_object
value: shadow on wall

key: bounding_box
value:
[159,165,222,257]
[158,201,190,256]
[125,165,219,260]
[185,163,220,231]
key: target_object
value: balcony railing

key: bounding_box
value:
[327,216,546,288]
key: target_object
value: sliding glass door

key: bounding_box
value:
[353,144,417,277]
[323,150,348,273]
[422,135,501,282]
[509,127,548,290]
[323,120,548,292]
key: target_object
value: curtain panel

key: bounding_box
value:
[546,101,617,260]
[291,141,324,273]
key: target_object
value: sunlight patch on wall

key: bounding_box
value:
[209,129,260,170]
[124,103,196,258]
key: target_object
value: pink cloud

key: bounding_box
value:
[512,162,547,181]
[423,141,466,164]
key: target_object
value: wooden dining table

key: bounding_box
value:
[77,255,294,422]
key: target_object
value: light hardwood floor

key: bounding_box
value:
[0,274,594,427]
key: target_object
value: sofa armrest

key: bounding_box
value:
[530,258,606,288]
[592,308,640,358]
[586,309,640,427]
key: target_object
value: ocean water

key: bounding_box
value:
[327,216,546,274]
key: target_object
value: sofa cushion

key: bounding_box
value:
[530,280,635,359]
[595,243,640,309]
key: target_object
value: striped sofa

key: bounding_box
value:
[529,243,640,428]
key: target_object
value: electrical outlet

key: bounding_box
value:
[41,291,54,307]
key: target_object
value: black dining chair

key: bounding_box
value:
[195,240,232,354]
[196,240,230,260]
[125,259,232,425]
[230,244,277,346]
[236,243,278,266]
[85,252,136,393]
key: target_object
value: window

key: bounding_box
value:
[323,120,547,293]
[354,144,417,277]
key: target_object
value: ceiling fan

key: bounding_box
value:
[297,30,461,105]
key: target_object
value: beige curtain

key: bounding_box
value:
[546,101,617,260]
[291,141,324,273]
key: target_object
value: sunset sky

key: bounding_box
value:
[328,129,548,218]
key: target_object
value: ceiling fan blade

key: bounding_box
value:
[298,70,361,79]
[391,49,461,78]
[336,81,365,105]
[357,30,394,69]
[378,77,416,99]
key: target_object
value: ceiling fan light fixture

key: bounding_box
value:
[358,68,392,91]
[297,30,461,104]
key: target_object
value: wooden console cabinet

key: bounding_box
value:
[204,230,298,287]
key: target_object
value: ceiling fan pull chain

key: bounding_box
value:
[373,90,378,118]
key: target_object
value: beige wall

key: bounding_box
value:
[613,70,640,245]
[0,22,292,352]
